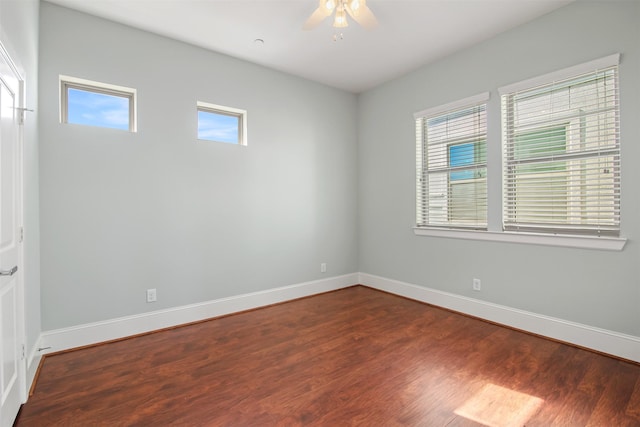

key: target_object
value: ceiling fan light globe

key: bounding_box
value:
[322,0,336,12]
[333,8,348,27]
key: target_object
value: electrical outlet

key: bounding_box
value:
[146,288,157,303]
[320,263,327,273]
[472,278,481,291]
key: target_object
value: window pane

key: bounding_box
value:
[514,127,566,161]
[67,87,130,130]
[502,65,620,236]
[450,142,477,181]
[450,177,487,223]
[417,99,488,230]
[198,110,240,144]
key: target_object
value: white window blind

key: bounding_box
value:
[501,59,620,236]
[416,94,489,229]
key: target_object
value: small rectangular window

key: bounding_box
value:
[60,75,136,132]
[415,93,489,230]
[197,101,247,145]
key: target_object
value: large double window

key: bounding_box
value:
[415,55,621,242]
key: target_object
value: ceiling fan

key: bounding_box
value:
[303,0,378,30]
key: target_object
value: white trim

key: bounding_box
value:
[26,336,43,394]
[414,92,490,120]
[197,101,246,118]
[0,40,28,415]
[31,272,640,373]
[359,272,640,363]
[59,74,137,132]
[59,74,137,96]
[40,273,358,354]
[413,227,627,251]
[197,100,248,146]
[34,271,640,368]
[498,53,620,95]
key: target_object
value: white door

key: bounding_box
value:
[0,44,25,427]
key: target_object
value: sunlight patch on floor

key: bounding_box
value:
[454,383,544,427]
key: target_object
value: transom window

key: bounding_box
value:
[60,75,136,132]
[197,101,247,145]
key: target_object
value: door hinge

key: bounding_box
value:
[19,226,24,243]
[21,344,25,360]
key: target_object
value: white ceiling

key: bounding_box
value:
[45,0,574,93]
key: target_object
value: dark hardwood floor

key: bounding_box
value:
[15,286,640,426]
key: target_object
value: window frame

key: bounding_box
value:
[60,75,137,132]
[197,101,247,146]
[500,55,621,238]
[414,92,490,231]
[413,55,626,251]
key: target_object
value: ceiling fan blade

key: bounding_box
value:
[345,4,378,29]
[303,7,331,30]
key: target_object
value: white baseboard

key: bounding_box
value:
[40,273,358,354]
[37,271,640,363]
[25,336,43,396]
[359,272,640,363]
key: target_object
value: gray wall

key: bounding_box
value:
[358,0,640,336]
[39,1,640,340]
[39,3,358,330]
[0,0,41,356]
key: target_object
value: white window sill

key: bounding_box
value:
[413,227,627,251]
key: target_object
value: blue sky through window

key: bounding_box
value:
[67,88,130,130]
[197,110,240,144]
[449,143,475,181]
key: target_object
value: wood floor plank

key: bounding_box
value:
[548,353,617,426]
[627,377,640,421]
[587,361,640,426]
[15,286,640,426]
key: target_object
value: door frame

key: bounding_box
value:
[0,38,27,422]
